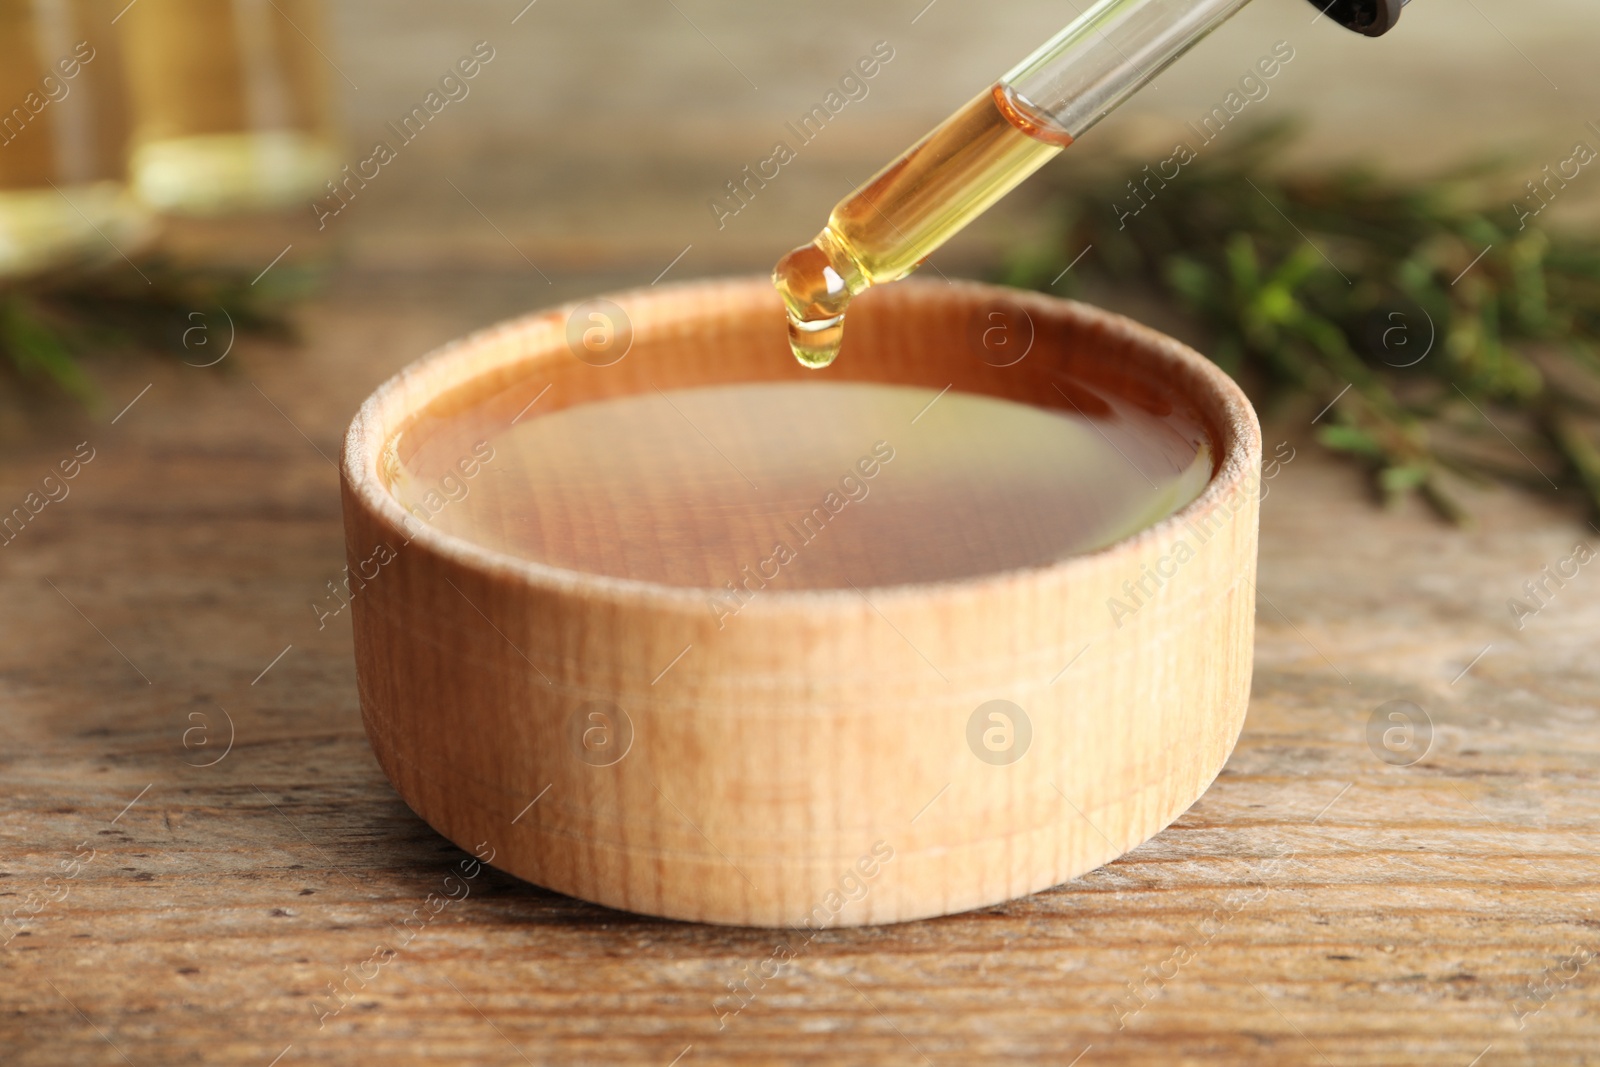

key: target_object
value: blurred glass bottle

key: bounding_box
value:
[118,0,338,216]
[0,0,149,279]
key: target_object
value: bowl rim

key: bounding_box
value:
[342,275,1261,611]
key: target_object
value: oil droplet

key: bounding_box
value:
[771,231,863,369]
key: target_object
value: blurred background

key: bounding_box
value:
[311,0,1600,270]
[4,0,1597,277]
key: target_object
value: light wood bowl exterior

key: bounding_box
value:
[340,277,1261,928]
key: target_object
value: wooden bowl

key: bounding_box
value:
[340,277,1260,927]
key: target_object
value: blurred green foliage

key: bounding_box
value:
[1003,123,1600,523]
[0,257,309,405]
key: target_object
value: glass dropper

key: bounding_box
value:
[772,0,1404,367]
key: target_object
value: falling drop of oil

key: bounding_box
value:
[771,231,862,369]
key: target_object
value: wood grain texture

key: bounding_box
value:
[0,266,1595,1065]
[340,277,1261,927]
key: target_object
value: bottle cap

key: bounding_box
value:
[1308,0,1404,36]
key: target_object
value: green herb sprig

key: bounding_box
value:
[1002,122,1600,523]
[1,256,309,404]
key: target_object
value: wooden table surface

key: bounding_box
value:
[2,266,1596,1066]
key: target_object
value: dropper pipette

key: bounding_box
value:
[772,0,1405,367]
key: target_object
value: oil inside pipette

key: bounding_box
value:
[773,83,1072,368]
